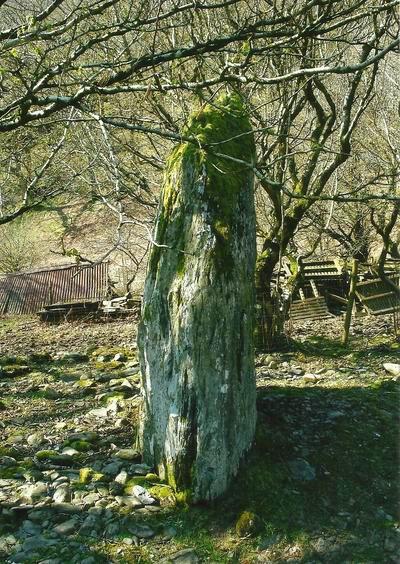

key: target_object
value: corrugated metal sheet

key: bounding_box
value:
[0,263,109,315]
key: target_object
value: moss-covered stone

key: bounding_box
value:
[0,466,25,479]
[29,352,52,363]
[68,431,98,443]
[34,450,72,465]
[149,93,255,275]
[35,450,58,461]
[76,379,95,389]
[139,93,256,501]
[89,346,132,359]
[93,361,123,371]
[148,485,174,501]
[0,355,28,366]
[174,489,192,506]
[100,392,126,405]
[79,466,105,484]
[67,440,91,452]
[235,511,258,537]
[79,467,92,484]
[145,473,161,483]
[123,476,148,494]
[0,446,19,458]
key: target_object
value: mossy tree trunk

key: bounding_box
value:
[137,94,256,502]
[255,241,285,351]
[255,201,311,351]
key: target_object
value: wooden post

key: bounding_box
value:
[342,259,358,346]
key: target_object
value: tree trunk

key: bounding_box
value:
[137,94,257,502]
[255,243,284,351]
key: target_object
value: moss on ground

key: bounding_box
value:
[35,449,59,461]
[0,446,19,458]
[148,485,174,500]
[78,467,105,484]
[235,511,258,537]
[65,439,92,452]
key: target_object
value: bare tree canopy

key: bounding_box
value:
[0,0,399,132]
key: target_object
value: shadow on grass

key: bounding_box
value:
[156,380,399,563]
[1,380,399,563]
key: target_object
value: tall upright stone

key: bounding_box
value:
[137,94,256,501]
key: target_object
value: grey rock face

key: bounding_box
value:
[53,485,71,503]
[132,485,157,506]
[20,482,48,503]
[102,461,122,475]
[21,535,59,551]
[53,518,79,536]
[128,523,155,539]
[20,519,41,536]
[138,94,257,501]
[383,363,400,377]
[105,521,120,537]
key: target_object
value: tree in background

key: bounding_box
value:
[0,214,61,273]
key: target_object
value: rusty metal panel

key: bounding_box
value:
[356,276,400,315]
[0,263,109,315]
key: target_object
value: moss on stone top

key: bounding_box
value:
[235,510,258,537]
[176,93,255,237]
[148,92,255,275]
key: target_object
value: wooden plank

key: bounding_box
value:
[361,291,397,302]
[291,315,332,321]
[310,280,319,297]
[291,306,328,312]
[291,303,327,309]
[327,292,348,305]
[370,305,400,315]
[356,275,399,288]
[291,304,329,311]
[293,303,327,308]
[293,296,325,303]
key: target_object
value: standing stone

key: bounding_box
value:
[138,94,257,501]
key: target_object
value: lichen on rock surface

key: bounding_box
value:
[138,93,257,501]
